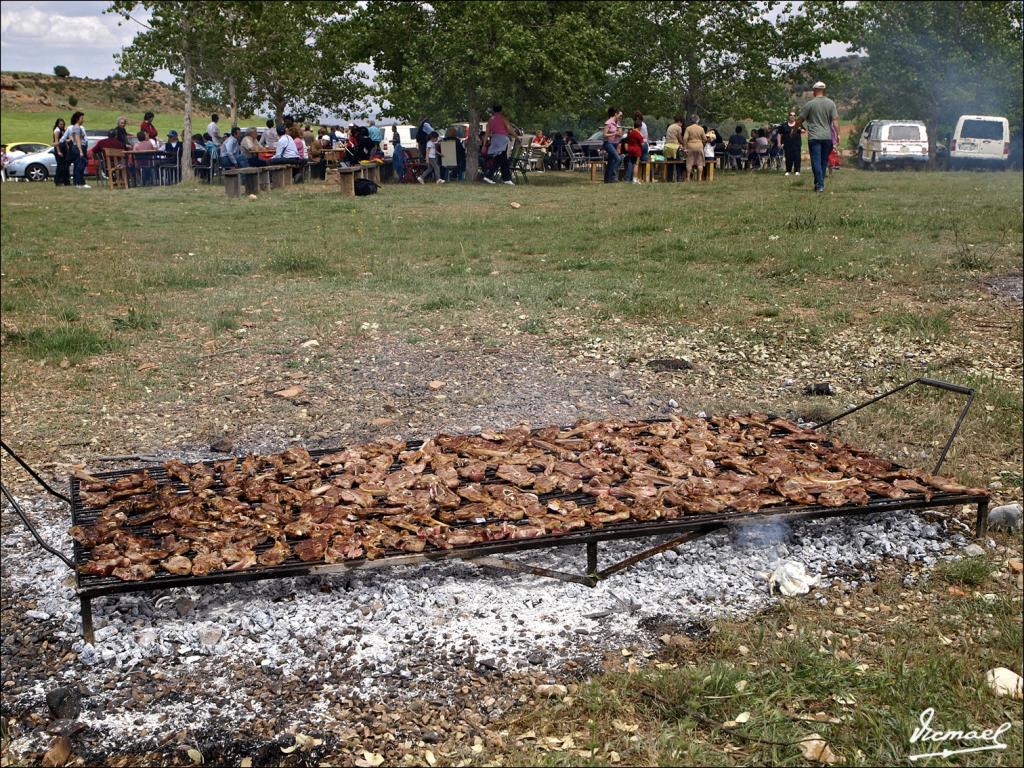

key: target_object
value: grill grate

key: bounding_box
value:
[69,417,984,597]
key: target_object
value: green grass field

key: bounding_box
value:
[1,166,1021,765]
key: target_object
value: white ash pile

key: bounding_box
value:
[2,493,968,743]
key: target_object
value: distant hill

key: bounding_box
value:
[1,71,221,114]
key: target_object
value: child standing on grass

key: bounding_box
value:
[418,131,444,184]
[623,119,645,184]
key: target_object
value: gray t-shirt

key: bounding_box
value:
[799,96,838,142]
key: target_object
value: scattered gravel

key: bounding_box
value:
[1,490,975,761]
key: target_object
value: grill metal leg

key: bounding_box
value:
[586,541,598,577]
[975,500,989,538]
[80,596,94,644]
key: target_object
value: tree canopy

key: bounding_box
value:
[348,0,627,178]
[845,0,1023,158]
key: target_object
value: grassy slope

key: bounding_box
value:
[0,70,253,143]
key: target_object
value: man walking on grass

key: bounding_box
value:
[794,81,838,192]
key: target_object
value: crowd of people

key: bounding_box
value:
[596,81,840,189]
[22,82,840,191]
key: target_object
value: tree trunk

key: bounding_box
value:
[466,88,479,182]
[181,36,194,183]
[228,79,238,128]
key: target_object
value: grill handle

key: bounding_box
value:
[814,378,975,474]
[1,440,71,504]
[0,440,75,570]
[1,484,75,570]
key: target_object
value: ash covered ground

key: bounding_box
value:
[1,489,984,765]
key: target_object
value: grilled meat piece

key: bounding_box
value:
[294,535,329,562]
[161,555,192,575]
[191,552,225,576]
[258,539,291,566]
[496,464,534,487]
[111,563,156,581]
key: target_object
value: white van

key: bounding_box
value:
[857,120,929,168]
[950,115,1010,168]
[378,124,417,158]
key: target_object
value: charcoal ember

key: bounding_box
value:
[46,687,81,720]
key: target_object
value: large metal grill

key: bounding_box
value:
[1,378,991,643]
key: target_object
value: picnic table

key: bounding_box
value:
[127,149,179,187]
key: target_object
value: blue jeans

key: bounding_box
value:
[808,139,832,191]
[641,142,649,162]
[602,141,620,182]
[70,144,86,186]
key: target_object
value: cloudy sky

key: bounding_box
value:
[2,0,851,84]
[0,0,170,81]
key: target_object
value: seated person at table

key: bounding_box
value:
[727,125,746,168]
[202,133,219,161]
[547,132,566,169]
[93,129,126,155]
[132,130,156,152]
[241,127,265,166]
[289,125,307,161]
[220,126,247,169]
[533,129,549,147]
[308,134,327,179]
[131,130,158,184]
[260,119,278,150]
[269,125,305,182]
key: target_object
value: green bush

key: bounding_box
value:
[68,95,78,107]
[53,65,70,78]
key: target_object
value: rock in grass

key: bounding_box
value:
[963,543,985,557]
[646,358,693,372]
[989,503,1022,532]
[803,382,833,396]
[985,667,1023,699]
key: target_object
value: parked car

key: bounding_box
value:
[379,124,418,158]
[578,129,664,157]
[949,115,1010,169]
[857,120,929,168]
[579,129,606,157]
[5,141,50,160]
[5,137,102,181]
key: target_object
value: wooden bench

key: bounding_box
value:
[360,164,382,184]
[654,159,714,183]
[589,159,654,183]
[326,165,380,197]
[267,165,293,189]
[223,167,261,197]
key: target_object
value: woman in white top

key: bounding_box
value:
[61,111,89,188]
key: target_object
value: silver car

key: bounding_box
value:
[5,136,101,182]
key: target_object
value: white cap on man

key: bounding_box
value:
[813,81,826,90]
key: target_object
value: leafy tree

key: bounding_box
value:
[605,1,849,125]
[226,1,366,123]
[108,1,229,181]
[349,0,628,179]
[53,65,70,78]
[846,1,1023,161]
